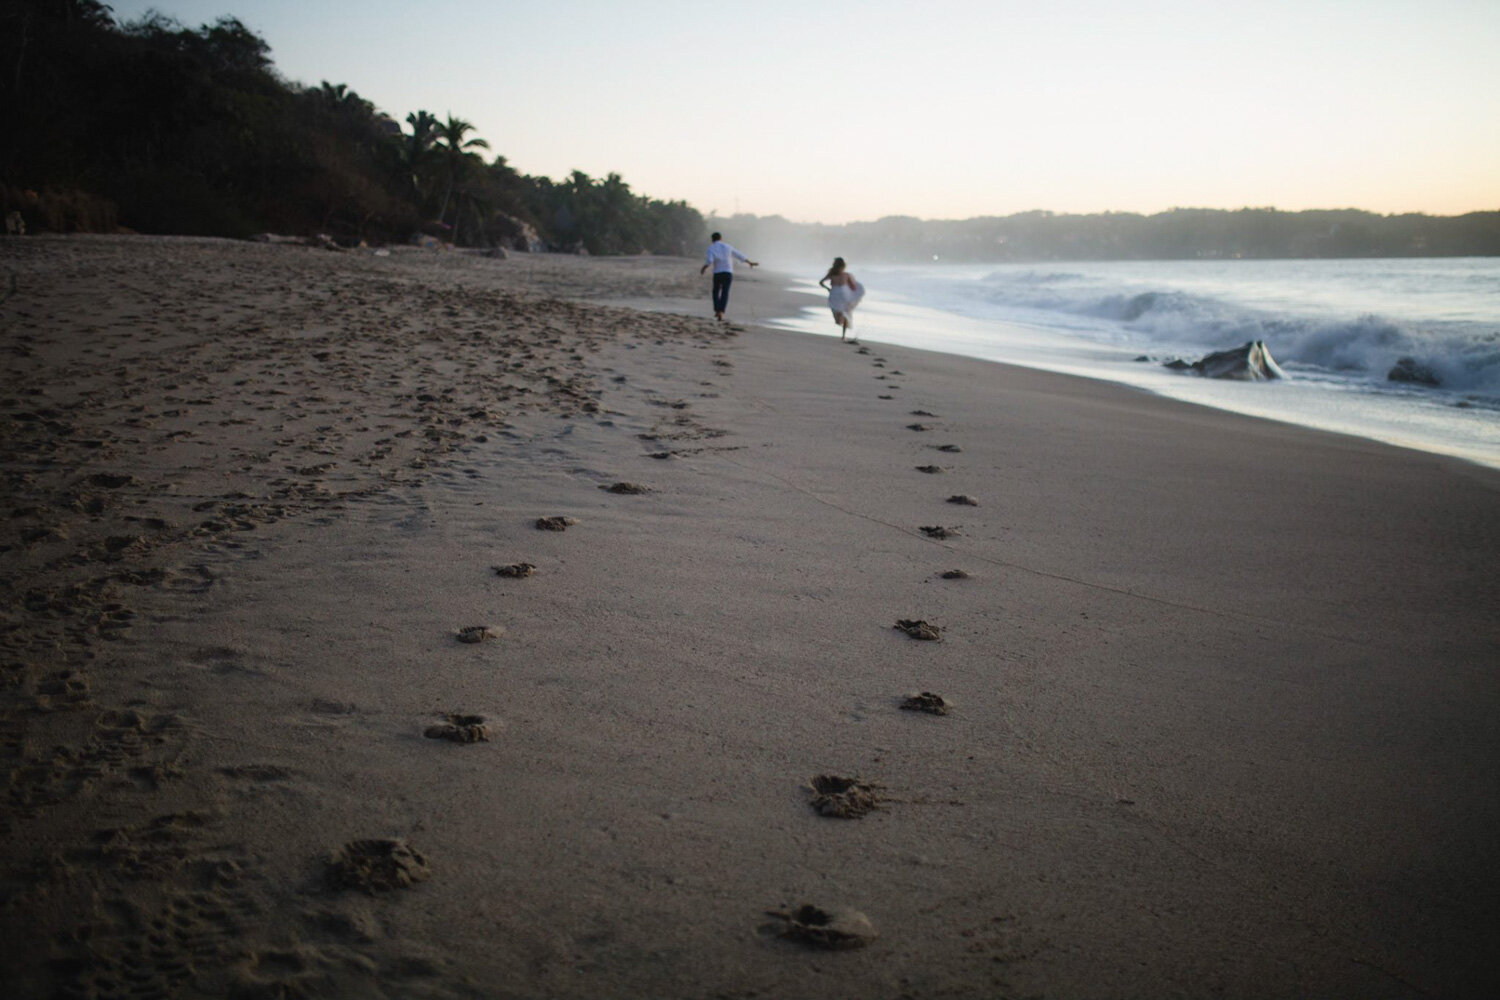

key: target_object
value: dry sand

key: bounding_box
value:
[2,235,1498,999]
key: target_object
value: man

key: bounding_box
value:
[699,232,757,321]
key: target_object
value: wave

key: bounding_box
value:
[942,268,1500,396]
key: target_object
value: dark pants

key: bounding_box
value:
[712,272,732,314]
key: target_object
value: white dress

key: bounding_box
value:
[827,277,864,319]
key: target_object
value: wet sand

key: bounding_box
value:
[2,235,1498,999]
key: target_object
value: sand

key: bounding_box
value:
[2,235,1498,999]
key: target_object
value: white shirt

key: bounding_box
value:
[704,240,749,274]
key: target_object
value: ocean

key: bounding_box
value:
[767,258,1500,469]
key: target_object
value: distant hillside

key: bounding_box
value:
[713,208,1500,264]
[0,1,705,253]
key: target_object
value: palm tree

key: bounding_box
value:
[435,114,489,234]
[401,110,440,202]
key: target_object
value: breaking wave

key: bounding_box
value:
[884,262,1500,396]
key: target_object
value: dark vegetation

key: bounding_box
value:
[0,0,707,253]
[716,207,1500,263]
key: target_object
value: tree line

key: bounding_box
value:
[715,207,1500,264]
[0,1,707,254]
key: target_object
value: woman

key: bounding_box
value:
[818,257,864,341]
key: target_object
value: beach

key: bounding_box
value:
[2,235,1498,999]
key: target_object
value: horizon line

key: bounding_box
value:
[703,205,1500,227]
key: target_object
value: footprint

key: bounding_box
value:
[895,619,943,641]
[935,444,963,453]
[900,692,951,715]
[939,569,970,580]
[327,839,430,893]
[919,525,958,539]
[915,465,944,474]
[34,670,91,711]
[456,625,503,644]
[807,775,886,818]
[767,905,877,950]
[535,516,577,531]
[946,494,979,506]
[219,764,297,781]
[600,482,651,494]
[423,713,488,743]
[877,395,894,400]
[905,423,931,432]
[909,410,936,417]
[493,562,535,578]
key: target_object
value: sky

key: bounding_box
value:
[107,0,1500,225]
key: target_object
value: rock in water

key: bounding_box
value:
[1164,340,1286,380]
[1388,356,1441,386]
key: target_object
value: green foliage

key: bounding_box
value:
[522,171,704,255]
[0,1,705,252]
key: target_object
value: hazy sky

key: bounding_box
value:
[108,0,1499,224]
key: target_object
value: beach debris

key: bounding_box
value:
[1388,356,1441,386]
[946,494,979,506]
[493,562,535,578]
[424,713,489,743]
[1162,340,1285,381]
[535,515,578,531]
[767,904,878,950]
[601,481,651,494]
[906,423,931,432]
[807,775,886,818]
[935,444,963,453]
[940,569,970,580]
[456,625,503,644]
[919,525,957,539]
[328,839,430,893]
[915,465,945,474]
[900,692,951,715]
[895,619,943,641]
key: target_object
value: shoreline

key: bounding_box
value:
[3,235,1497,998]
[760,266,1500,472]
